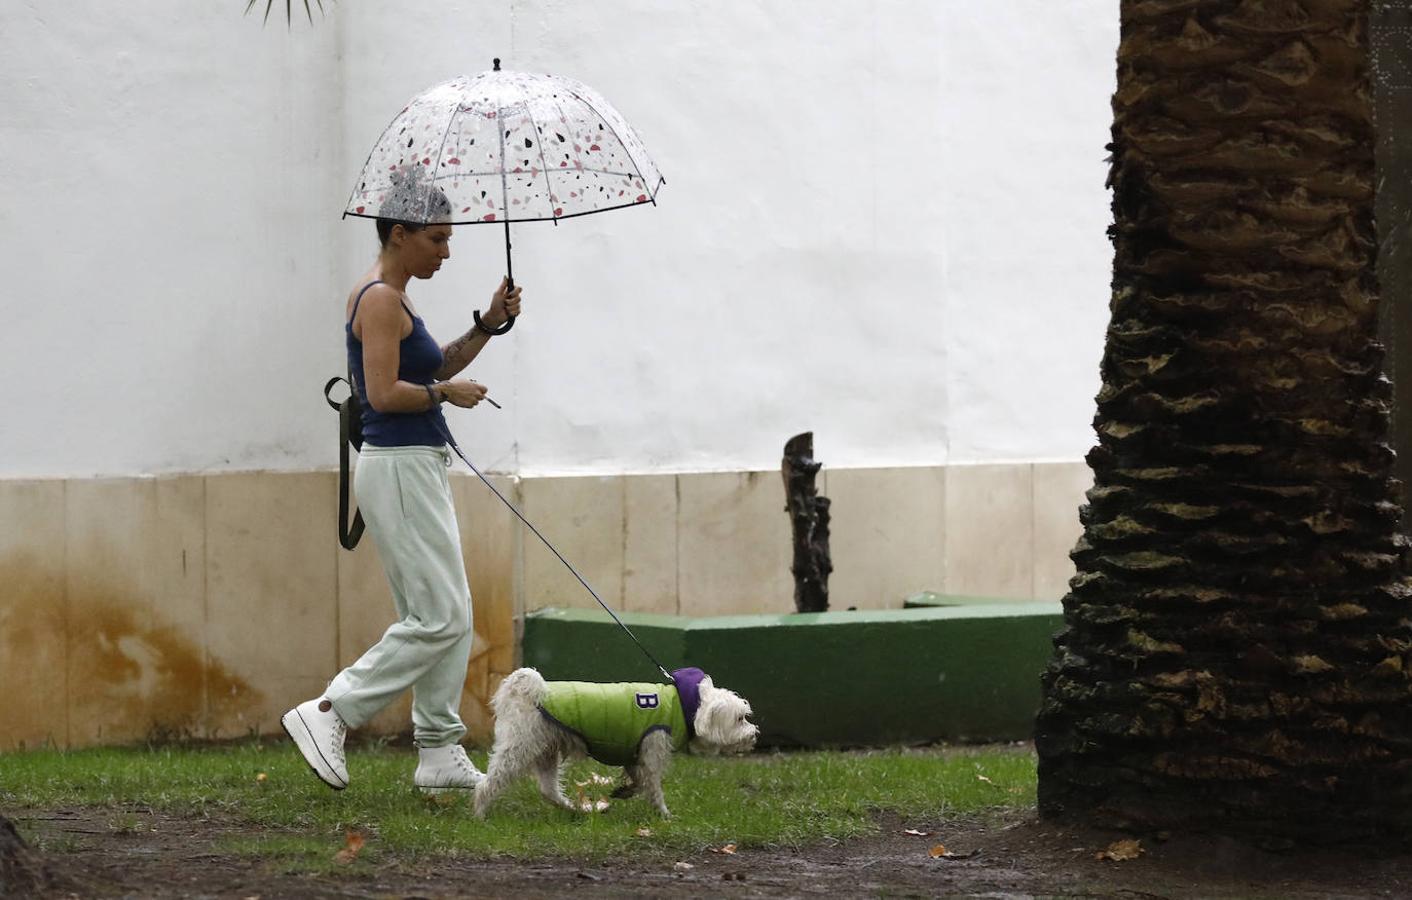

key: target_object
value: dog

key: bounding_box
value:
[474,666,757,818]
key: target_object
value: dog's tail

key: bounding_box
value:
[491,667,547,712]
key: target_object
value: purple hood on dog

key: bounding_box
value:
[670,667,707,737]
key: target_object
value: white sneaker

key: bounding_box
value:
[414,744,483,794]
[280,698,348,790]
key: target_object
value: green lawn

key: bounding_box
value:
[1,741,1036,869]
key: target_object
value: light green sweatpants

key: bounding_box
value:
[326,444,474,748]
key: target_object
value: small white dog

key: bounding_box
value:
[474,666,757,818]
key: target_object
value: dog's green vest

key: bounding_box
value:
[538,681,689,767]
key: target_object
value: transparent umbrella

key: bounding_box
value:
[344,59,664,332]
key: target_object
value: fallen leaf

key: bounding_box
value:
[635,827,653,837]
[575,871,601,881]
[902,828,931,837]
[1095,839,1144,862]
[255,772,267,783]
[673,861,695,872]
[976,774,995,785]
[333,831,365,865]
[709,843,737,855]
[928,844,978,860]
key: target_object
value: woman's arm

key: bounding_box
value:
[435,277,523,380]
[359,286,489,412]
[358,287,446,413]
[434,325,494,382]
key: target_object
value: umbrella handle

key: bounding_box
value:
[478,224,518,335]
[474,308,515,336]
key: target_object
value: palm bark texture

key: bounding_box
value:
[1036,0,1412,840]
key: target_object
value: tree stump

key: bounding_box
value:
[0,814,44,898]
[782,432,832,613]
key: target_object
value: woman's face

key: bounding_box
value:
[397,223,453,279]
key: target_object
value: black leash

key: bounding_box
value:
[432,418,673,681]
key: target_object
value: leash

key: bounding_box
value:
[432,418,673,682]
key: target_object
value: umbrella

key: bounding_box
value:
[343,59,664,333]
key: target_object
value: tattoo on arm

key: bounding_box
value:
[442,329,476,361]
[437,328,484,379]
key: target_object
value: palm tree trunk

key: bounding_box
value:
[0,814,43,897]
[1036,0,1412,841]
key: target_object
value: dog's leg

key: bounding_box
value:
[636,731,674,818]
[534,753,577,812]
[472,751,510,818]
[474,733,538,818]
[611,765,641,799]
[476,670,553,819]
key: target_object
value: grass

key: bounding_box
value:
[1,740,1036,870]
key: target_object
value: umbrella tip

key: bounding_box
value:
[493,58,501,71]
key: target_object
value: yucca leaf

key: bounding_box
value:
[244,0,331,25]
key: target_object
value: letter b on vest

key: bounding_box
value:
[636,692,659,710]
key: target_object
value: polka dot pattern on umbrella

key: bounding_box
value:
[346,69,663,225]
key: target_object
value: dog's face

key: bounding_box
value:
[691,676,758,755]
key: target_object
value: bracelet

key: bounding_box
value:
[474,309,515,336]
[424,383,442,409]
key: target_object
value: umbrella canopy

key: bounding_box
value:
[344,61,664,227]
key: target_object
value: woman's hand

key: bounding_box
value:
[440,380,489,409]
[483,276,524,327]
[435,280,522,381]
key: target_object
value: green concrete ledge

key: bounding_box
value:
[522,603,1064,748]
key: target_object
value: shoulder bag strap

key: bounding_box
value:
[325,374,365,550]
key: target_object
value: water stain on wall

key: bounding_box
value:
[0,552,260,749]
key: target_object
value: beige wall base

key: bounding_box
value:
[0,461,1089,750]
[519,462,1091,615]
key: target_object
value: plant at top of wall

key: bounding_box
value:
[245,0,331,27]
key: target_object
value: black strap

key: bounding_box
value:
[324,375,365,550]
[350,279,383,322]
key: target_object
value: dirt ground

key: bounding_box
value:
[10,804,1412,899]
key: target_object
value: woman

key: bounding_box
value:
[282,185,523,793]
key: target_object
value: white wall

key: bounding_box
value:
[2,3,346,477]
[2,1,1117,479]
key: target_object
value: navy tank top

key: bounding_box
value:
[346,280,449,448]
